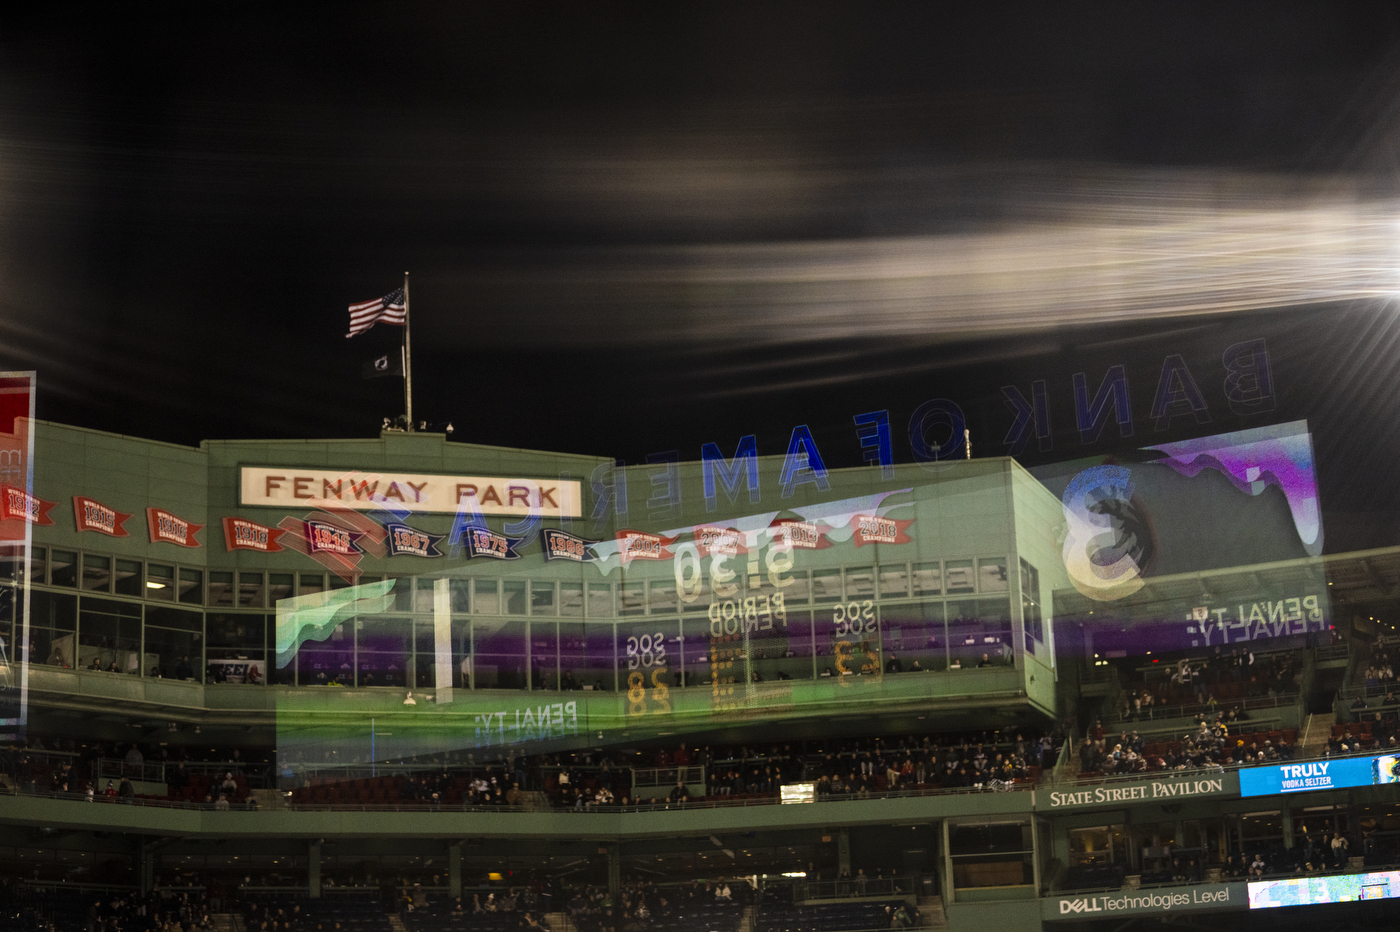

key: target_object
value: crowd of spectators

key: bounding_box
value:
[288,728,1062,812]
[1078,717,1299,777]
[1114,647,1305,724]
[568,880,745,932]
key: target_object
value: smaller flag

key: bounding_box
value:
[346,287,406,338]
[360,349,405,379]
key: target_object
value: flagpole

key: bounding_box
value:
[403,271,413,431]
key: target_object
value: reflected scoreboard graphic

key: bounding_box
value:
[1249,870,1400,908]
[0,372,37,742]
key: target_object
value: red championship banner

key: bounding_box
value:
[692,524,746,557]
[850,513,915,547]
[73,496,131,537]
[222,516,286,553]
[276,514,365,584]
[1,486,54,525]
[770,519,831,550]
[146,507,203,548]
[616,529,677,565]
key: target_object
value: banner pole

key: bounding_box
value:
[403,271,413,431]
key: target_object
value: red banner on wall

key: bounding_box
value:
[222,516,286,553]
[616,529,677,565]
[692,524,747,557]
[146,507,203,548]
[73,496,131,537]
[849,514,915,547]
[1,486,54,525]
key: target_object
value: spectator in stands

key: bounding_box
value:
[885,652,902,673]
[1331,831,1349,868]
[118,776,135,802]
[1248,854,1265,877]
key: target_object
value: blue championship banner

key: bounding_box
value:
[384,523,444,558]
[541,528,599,562]
[464,527,524,561]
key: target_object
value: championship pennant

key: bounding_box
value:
[692,525,746,557]
[850,514,915,547]
[146,507,203,548]
[464,527,523,561]
[769,519,831,550]
[615,529,677,565]
[541,528,598,563]
[303,519,362,556]
[385,523,444,558]
[0,486,54,525]
[222,516,286,553]
[73,496,131,537]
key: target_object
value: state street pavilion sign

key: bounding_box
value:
[240,467,583,518]
[1041,771,1239,810]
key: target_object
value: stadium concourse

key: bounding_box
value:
[2,422,1400,931]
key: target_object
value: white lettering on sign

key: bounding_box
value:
[1057,886,1232,915]
[240,467,582,517]
[1047,777,1225,808]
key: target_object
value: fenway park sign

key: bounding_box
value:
[240,467,582,517]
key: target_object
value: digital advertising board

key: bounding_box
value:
[1239,753,1400,797]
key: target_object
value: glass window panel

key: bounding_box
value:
[947,598,1013,669]
[450,578,471,613]
[453,618,472,689]
[530,582,556,616]
[238,572,265,609]
[878,601,945,672]
[296,621,353,686]
[208,571,235,607]
[414,578,436,614]
[945,559,975,595]
[474,579,500,615]
[148,605,204,634]
[205,612,262,645]
[27,546,46,585]
[559,582,584,618]
[587,583,614,619]
[503,579,527,615]
[50,550,77,588]
[267,573,294,607]
[112,559,142,597]
[647,578,677,614]
[145,563,174,601]
[389,576,414,613]
[328,575,353,591]
[1020,559,1043,646]
[844,566,876,599]
[813,596,880,677]
[618,617,681,715]
[28,590,77,670]
[472,618,528,689]
[148,627,207,682]
[78,597,142,672]
[878,563,909,598]
[977,557,1009,593]
[619,581,646,616]
[530,621,558,689]
[559,621,614,692]
[782,570,810,605]
[81,554,111,592]
[297,573,324,598]
[911,561,941,596]
[178,568,203,604]
[413,618,438,691]
[812,568,842,603]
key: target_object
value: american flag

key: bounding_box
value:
[346,287,406,338]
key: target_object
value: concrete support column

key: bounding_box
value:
[1281,808,1295,849]
[838,830,851,875]
[607,844,621,900]
[449,842,462,898]
[136,840,154,894]
[309,842,321,898]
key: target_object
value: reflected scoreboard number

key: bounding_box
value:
[623,621,674,718]
[820,599,881,677]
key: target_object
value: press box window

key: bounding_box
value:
[146,564,175,601]
[178,568,203,605]
[112,559,143,597]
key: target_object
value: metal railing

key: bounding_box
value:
[0,773,1031,814]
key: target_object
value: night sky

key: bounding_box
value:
[4,5,1400,548]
